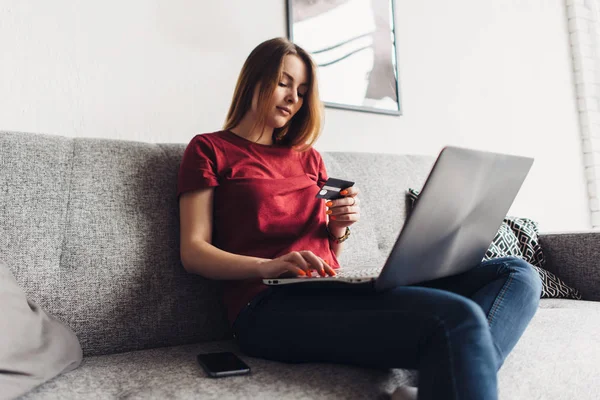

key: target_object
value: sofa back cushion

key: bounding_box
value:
[0,131,435,356]
[1,132,230,356]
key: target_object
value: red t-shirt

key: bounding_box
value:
[177,130,340,325]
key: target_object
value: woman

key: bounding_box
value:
[178,37,542,400]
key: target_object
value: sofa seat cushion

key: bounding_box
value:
[499,299,600,400]
[23,299,600,400]
[21,341,416,399]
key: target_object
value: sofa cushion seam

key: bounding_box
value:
[58,139,76,270]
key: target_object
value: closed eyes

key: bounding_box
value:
[279,82,306,98]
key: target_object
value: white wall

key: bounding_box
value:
[565,0,600,228]
[0,0,591,232]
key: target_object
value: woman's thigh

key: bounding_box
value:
[420,256,541,300]
[233,283,493,369]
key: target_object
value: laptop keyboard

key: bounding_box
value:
[332,267,382,279]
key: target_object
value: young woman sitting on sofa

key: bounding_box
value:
[177,37,542,400]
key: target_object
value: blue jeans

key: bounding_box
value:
[233,257,542,400]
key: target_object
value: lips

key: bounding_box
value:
[277,106,291,116]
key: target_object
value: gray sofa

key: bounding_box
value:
[1,130,599,399]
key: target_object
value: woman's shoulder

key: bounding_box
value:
[295,146,326,175]
[185,130,234,153]
[300,146,324,163]
[187,130,228,145]
[181,131,233,165]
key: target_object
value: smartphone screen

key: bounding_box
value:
[196,352,251,378]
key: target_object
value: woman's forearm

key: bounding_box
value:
[181,240,269,280]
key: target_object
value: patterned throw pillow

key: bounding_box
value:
[485,222,522,260]
[406,188,582,300]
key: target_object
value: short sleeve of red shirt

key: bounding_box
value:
[178,135,219,196]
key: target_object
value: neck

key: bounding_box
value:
[231,113,274,146]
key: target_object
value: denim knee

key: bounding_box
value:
[502,257,543,300]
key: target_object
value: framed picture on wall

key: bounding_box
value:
[286,0,402,116]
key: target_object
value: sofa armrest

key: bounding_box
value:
[539,231,600,301]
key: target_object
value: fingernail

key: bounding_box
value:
[340,190,348,195]
[326,201,333,207]
[326,210,332,215]
[319,270,326,277]
[297,270,306,276]
[330,216,336,220]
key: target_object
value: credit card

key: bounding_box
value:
[316,177,355,200]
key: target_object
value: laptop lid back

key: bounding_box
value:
[374,146,534,291]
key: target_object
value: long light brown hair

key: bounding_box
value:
[223,37,323,151]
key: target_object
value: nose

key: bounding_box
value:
[286,90,298,104]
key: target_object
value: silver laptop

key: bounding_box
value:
[263,146,534,291]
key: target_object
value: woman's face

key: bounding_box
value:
[254,54,309,129]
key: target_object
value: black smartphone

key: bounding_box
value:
[196,352,251,378]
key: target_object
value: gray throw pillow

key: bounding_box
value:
[0,260,83,399]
